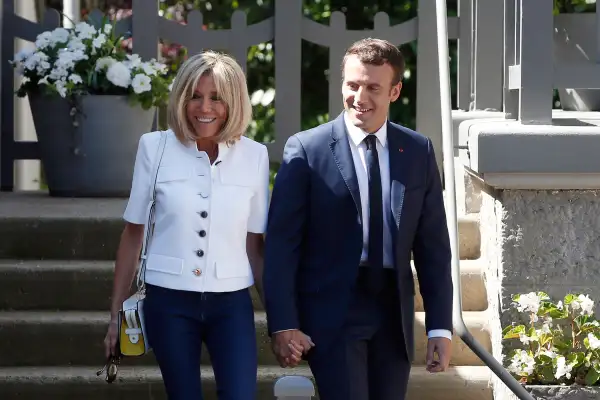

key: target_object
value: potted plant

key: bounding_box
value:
[502,291,600,399]
[553,0,599,111]
[10,16,173,197]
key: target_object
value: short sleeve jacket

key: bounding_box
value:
[123,130,270,293]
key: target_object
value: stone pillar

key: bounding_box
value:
[459,112,600,400]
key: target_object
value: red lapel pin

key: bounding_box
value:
[399,148,404,152]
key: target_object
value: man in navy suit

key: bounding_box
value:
[263,38,453,400]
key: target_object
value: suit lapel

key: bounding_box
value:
[329,113,362,221]
[387,122,411,228]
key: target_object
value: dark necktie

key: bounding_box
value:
[364,134,384,272]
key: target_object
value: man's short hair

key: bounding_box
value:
[342,38,405,85]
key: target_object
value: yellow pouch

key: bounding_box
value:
[118,292,150,357]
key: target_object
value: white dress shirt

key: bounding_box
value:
[344,113,394,267]
[344,114,452,341]
[123,129,270,293]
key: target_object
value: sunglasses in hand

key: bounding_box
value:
[96,355,121,383]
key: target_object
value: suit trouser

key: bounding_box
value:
[143,284,258,400]
[306,268,411,400]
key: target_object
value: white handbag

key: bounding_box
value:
[118,130,168,357]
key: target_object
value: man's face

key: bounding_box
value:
[341,54,401,133]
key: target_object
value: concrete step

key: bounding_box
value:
[0,259,488,312]
[0,192,481,260]
[0,365,493,400]
[0,310,490,367]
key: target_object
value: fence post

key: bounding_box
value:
[273,376,315,400]
[518,0,553,124]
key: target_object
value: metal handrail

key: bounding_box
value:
[434,0,534,399]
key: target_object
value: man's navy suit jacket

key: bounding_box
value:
[263,112,453,361]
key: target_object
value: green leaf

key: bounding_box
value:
[537,353,554,364]
[503,325,526,340]
[538,364,555,384]
[585,368,600,385]
[538,292,550,301]
[554,339,573,353]
[567,352,586,369]
[543,304,569,319]
[564,294,577,305]
[580,321,600,333]
[575,315,590,330]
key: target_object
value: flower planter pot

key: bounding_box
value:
[29,93,155,197]
[554,13,600,111]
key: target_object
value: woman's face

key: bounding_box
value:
[186,73,228,139]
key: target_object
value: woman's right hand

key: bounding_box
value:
[103,319,119,359]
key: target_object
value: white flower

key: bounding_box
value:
[34,28,69,50]
[132,74,152,94]
[555,356,573,380]
[21,51,51,76]
[124,54,142,69]
[507,350,536,376]
[51,49,87,78]
[74,22,96,40]
[69,74,83,84]
[67,38,86,53]
[49,67,68,82]
[13,49,33,63]
[37,60,51,75]
[543,350,557,359]
[23,51,48,71]
[537,320,553,336]
[103,24,112,35]
[39,75,50,85]
[150,59,168,74]
[514,292,545,315]
[106,62,131,88]
[518,332,537,345]
[34,32,52,49]
[588,333,600,350]
[96,57,116,71]
[571,294,594,316]
[50,28,70,44]
[92,34,106,49]
[141,62,158,76]
[55,79,67,98]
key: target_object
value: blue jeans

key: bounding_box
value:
[143,284,257,400]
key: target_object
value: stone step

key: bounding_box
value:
[0,259,487,312]
[0,310,490,367]
[0,365,493,400]
[0,192,481,260]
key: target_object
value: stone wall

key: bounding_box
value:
[470,169,600,400]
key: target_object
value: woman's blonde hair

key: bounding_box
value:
[167,51,252,144]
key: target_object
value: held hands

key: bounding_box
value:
[271,330,315,368]
[426,337,452,373]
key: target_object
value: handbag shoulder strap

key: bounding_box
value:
[148,130,168,202]
[136,130,168,291]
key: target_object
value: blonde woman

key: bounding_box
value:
[103,51,269,399]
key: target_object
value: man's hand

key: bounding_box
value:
[271,330,315,368]
[426,337,452,373]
